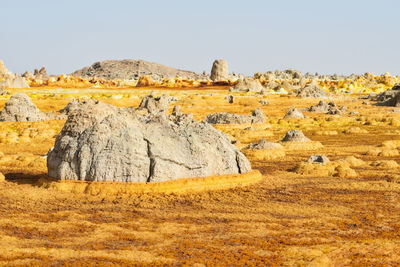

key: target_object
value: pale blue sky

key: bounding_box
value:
[1,0,399,76]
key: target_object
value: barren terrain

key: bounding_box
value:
[1,86,400,266]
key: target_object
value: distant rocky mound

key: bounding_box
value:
[204,108,266,124]
[47,97,251,182]
[210,59,228,81]
[245,139,283,150]
[282,130,311,142]
[307,101,344,115]
[293,81,327,98]
[231,78,264,93]
[284,108,304,119]
[71,59,206,80]
[22,67,49,80]
[0,93,50,121]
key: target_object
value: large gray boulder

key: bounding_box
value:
[0,93,47,121]
[204,108,266,124]
[210,59,229,81]
[47,99,251,182]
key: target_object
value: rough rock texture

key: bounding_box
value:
[307,155,330,164]
[294,81,327,98]
[0,93,48,121]
[204,108,266,124]
[374,85,400,107]
[137,94,169,114]
[245,138,283,150]
[71,59,205,80]
[232,78,264,92]
[210,59,229,81]
[47,100,251,182]
[58,98,99,116]
[284,108,304,119]
[307,101,343,115]
[282,130,311,142]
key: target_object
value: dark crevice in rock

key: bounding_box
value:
[235,152,242,174]
[144,138,154,183]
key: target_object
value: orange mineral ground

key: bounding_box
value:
[1,86,400,266]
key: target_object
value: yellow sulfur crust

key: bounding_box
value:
[37,170,263,195]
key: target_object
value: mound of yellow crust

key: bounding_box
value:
[293,158,361,178]
[242,148,286,161]
[281,141,324,150]
[37,170,262,196]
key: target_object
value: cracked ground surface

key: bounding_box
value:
[0,87,400,265]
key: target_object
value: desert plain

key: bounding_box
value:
[0,60,400,266]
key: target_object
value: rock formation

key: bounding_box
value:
[210,59,229,81]
[231,78,264,92]
[282,130,311,142]
[204,108,266,124]
[0,60,14,79]
[137,94,169,114]
[0,76,30,89]
[0,93,48,121]
[307,155,330,164]
[294,81,327,98]
[47,99,251,182]
[245,138,283,150]
[284,108,304,119]
[71,59,206,80]
[374,84,400,107]
[307,101,343,115]
[0,60,29,89]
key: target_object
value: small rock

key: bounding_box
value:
[246,139,283,150]
[204,108,266,124]
[284,108,304,119]
[282,130,311,142]
[226,95,234,104]
[307,154,330,164]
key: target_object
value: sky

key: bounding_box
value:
[1,0,399,76]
